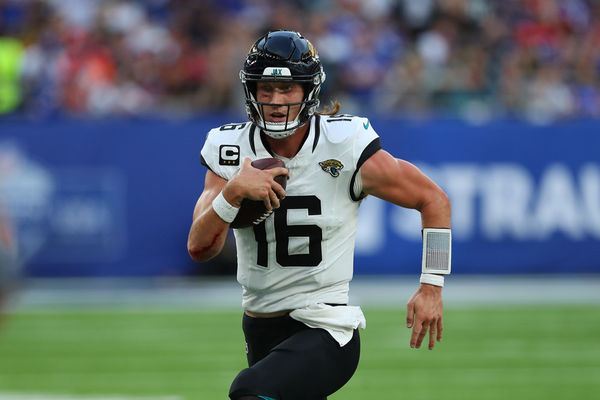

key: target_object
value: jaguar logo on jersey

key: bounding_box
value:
[219,145,240,166]
[319,159,344,177]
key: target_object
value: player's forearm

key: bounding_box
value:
[418,190,452,289]
[419,189,451,229]
[187,207,230,262]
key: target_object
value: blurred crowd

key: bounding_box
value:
[1,0,599,122]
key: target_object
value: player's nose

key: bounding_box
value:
[270,90,287,105]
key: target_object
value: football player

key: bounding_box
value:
[188,30,452,400]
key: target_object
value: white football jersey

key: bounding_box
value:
[201,114,381,313]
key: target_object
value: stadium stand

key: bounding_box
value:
[0,0,598,121]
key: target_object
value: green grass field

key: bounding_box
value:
[0,305,599,399]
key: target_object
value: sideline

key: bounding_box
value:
[6,274,600,312]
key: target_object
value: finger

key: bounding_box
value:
[269,189,280,209]
[241,157,253,169]
[415,319,430,349]
[269,167,289,178]
[428,322,437,350]
[406,302,415,328]
[263,200,273,211]
[437,317,443,342]
[260,189,273,211]
[272,182,286,200]
[410,320,422,348]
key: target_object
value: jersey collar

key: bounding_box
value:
[253,115,320,159]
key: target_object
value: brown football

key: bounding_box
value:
[230,158,287,229]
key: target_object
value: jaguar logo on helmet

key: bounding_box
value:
[239,30,326,139]
[307,41,317,57]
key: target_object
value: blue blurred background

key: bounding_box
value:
[1,0,599,280]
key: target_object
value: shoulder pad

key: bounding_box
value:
[321,114,373,143]
[214,122,251,132]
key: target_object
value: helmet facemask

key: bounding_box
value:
[240,70,325,139]
[240,31,326,139]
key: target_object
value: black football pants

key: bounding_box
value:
[229,312,360,400]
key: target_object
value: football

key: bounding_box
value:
[230,158,287,229]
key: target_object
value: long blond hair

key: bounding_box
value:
[316,101,341,116]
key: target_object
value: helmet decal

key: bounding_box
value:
[307,41,317,58]
[262,67,292,77]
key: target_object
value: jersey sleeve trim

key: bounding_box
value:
[200,153,213,172]
[349,137,382,201]
[248,124,257,156]
[312,114,321,152]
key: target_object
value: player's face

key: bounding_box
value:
[256,82,304,123]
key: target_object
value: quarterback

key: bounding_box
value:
[188,30,452,400]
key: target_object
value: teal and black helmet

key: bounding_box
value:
[240,30,326,138]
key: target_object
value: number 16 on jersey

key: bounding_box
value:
[252,195,322,268]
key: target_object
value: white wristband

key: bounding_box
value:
[212,191,239,224]
[420,273,444,287]
[422,228,452,275]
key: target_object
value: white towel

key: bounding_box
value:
[289,303,367,346]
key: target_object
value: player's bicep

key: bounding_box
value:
[192,170,228,220]
[360,150,440,210]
